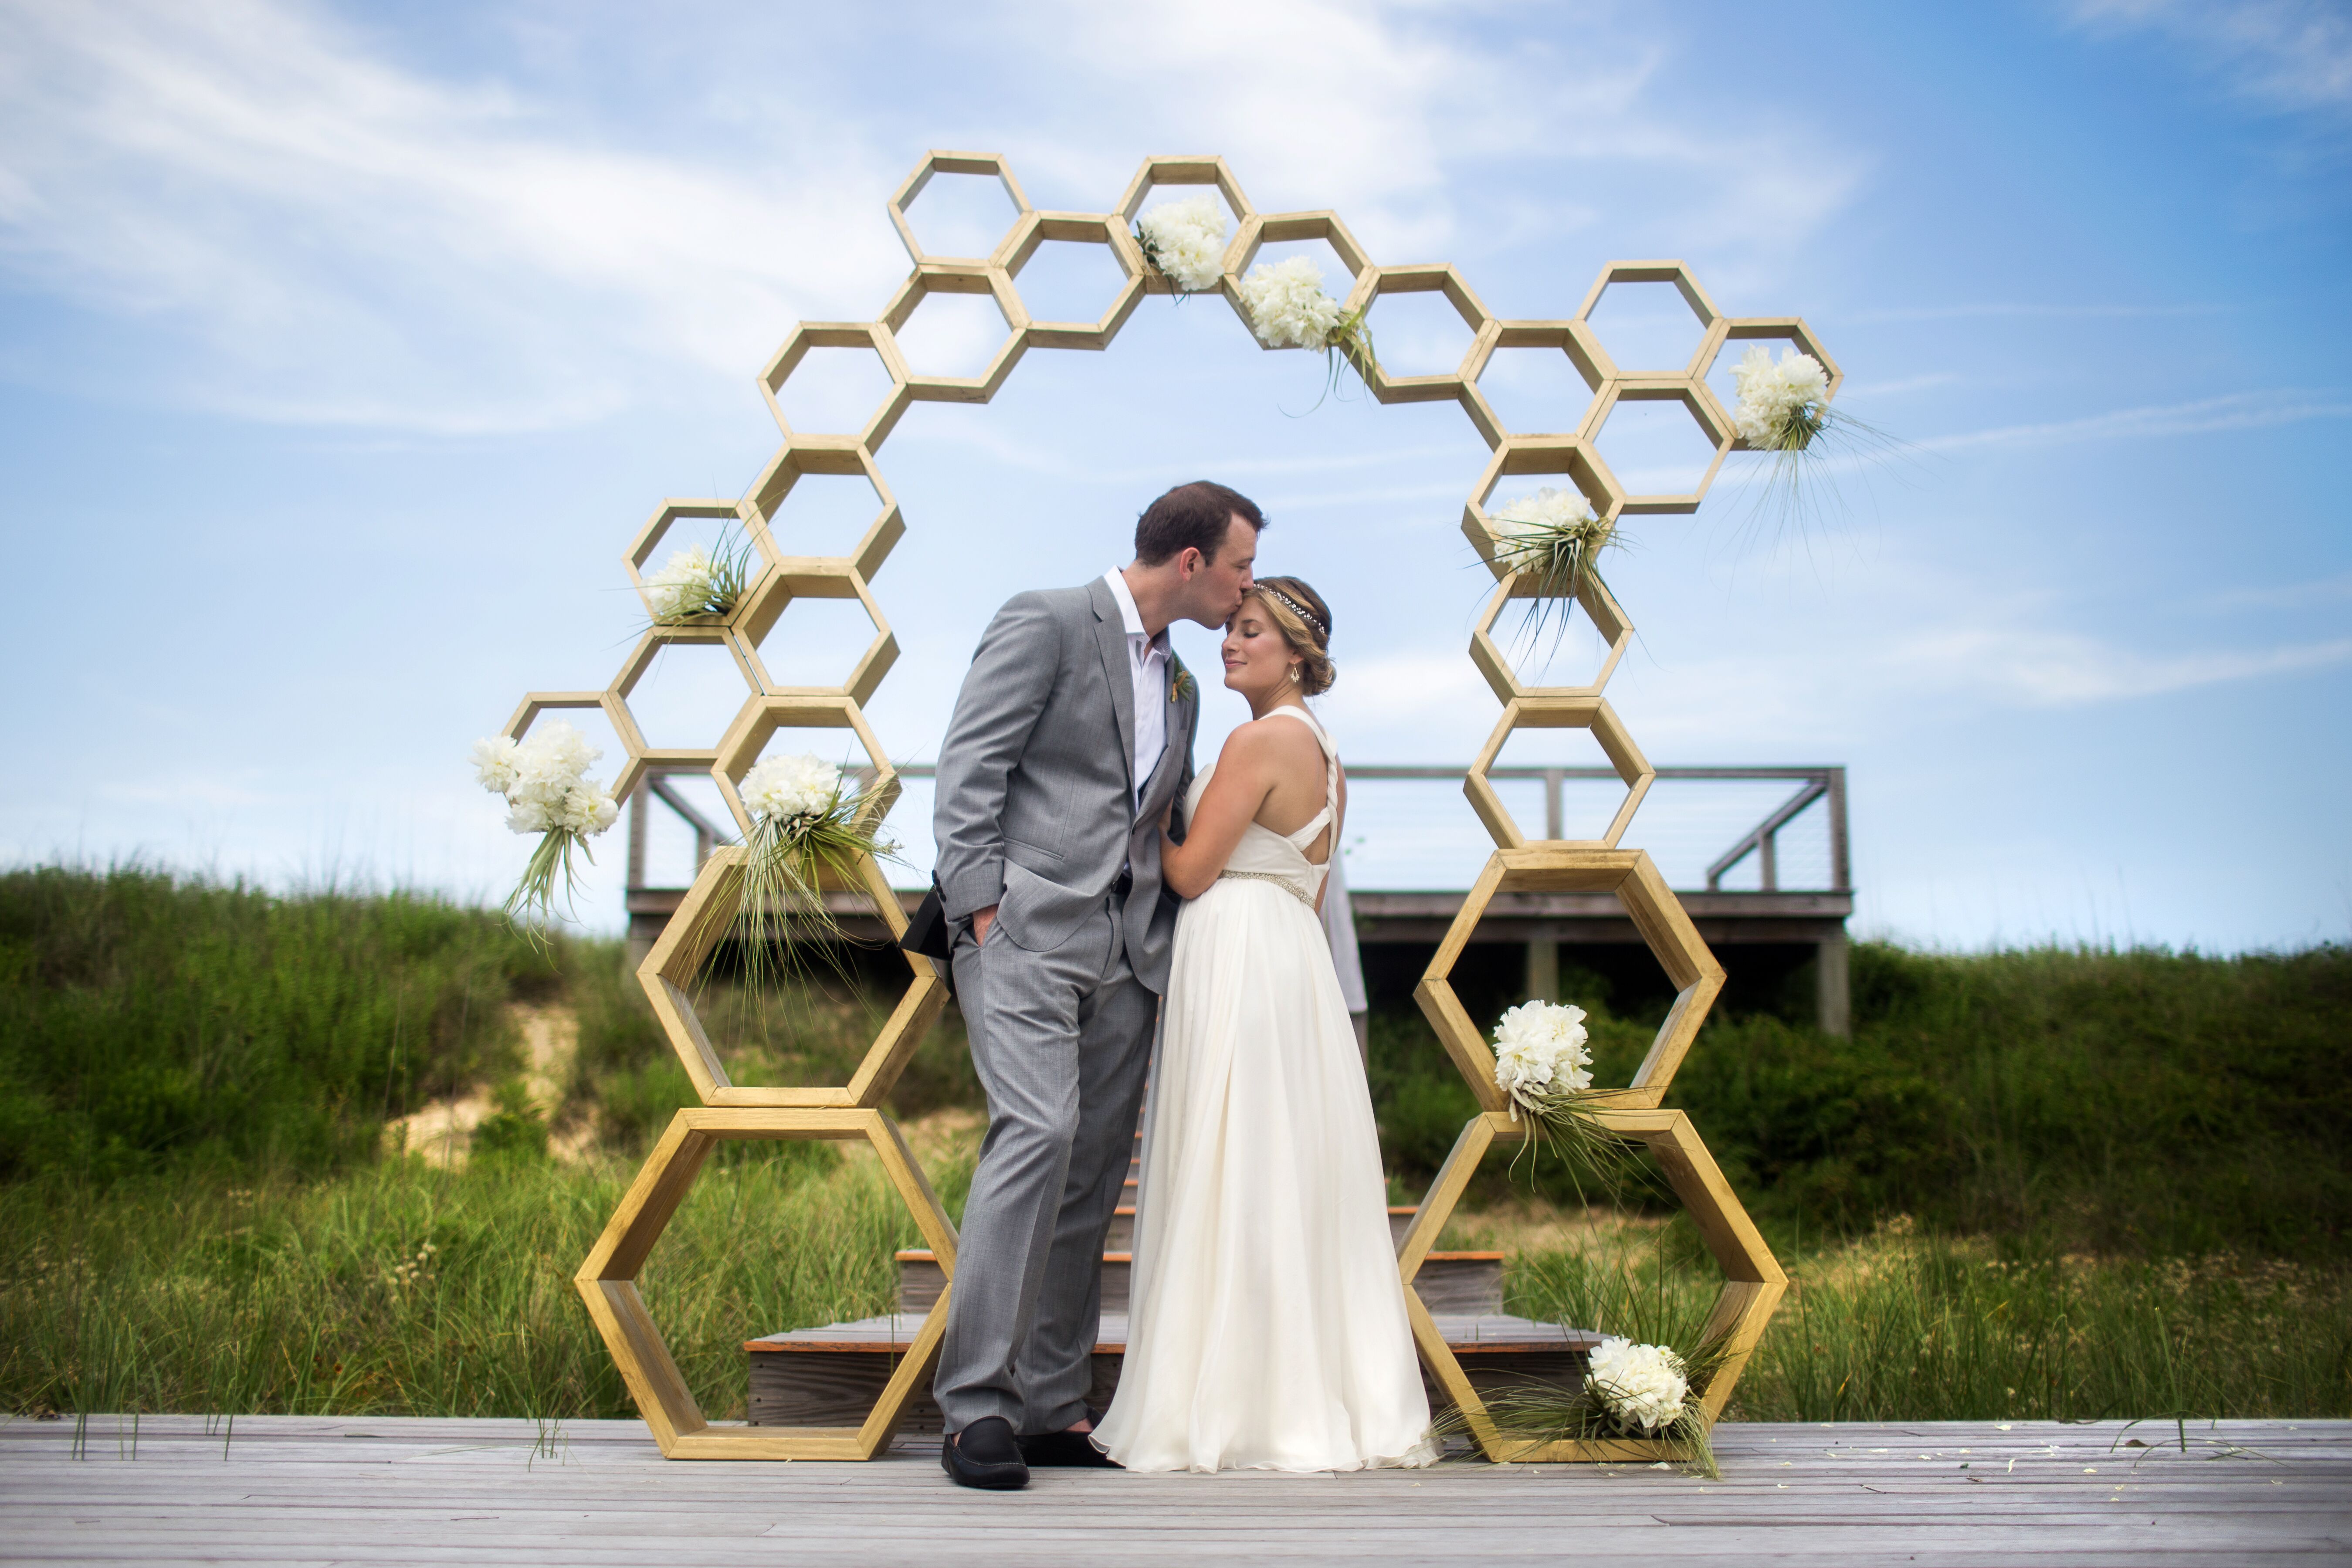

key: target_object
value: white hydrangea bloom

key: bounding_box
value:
[1237,256,1346,350]
[1731,345,1830,447]
[1135,194,1229,293]
[644,544,717,620]
[1491,999,1593,1104]
[742,753,841,827]
[1586,1337,1689,1431]
[470,735,521,794]
[1489,486,1598,547]
[475,718,616,840]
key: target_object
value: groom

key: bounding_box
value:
[930,480,1263,1490]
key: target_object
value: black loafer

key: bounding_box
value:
[942,1416,1029,1490]
[1019,1429,1121,1467]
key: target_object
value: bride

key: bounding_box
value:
[1091,576,1437,1473]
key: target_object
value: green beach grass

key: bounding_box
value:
[2,863,2346,1424]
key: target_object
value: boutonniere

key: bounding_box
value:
[1169,656,1195,704]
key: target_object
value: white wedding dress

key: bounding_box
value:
[1095,706,1438,1473]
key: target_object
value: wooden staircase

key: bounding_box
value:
[748,1115,1594,1431]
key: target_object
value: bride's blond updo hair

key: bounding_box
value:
[1246,576,1336,696]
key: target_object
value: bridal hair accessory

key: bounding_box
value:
[698,752,898,992]
[471,720,619,933]
[1262,586,1327,639]
[1134,194,1228,295]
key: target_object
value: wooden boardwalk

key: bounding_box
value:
[3,1415,2345,1565]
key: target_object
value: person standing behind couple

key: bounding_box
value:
[929,480,1260,1490]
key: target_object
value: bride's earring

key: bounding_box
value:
[1288,664,1302,683]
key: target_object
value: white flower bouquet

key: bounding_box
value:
[471,720,620,928]
[1491,998,1637,1196]
[1450,1332,1721,1477]
[1731,344,1833,453]
[709,752,898,989]
[1486,486,1619,655]
[1726,343,1897,539]
[641,524,755,623]
[1133,194,1228,295]
[1235,255,1375,402]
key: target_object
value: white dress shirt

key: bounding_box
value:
[1102,568,1170,808]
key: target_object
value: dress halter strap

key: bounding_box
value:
[1263,706,1338,858]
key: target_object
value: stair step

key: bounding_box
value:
[893,1247,1505,1317]
[1105,1206,1417,1251]
[746,1312,1597,1433]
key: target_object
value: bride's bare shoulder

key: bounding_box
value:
[1214,714,1324,772]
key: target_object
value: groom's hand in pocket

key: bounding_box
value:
[971,905,997,946]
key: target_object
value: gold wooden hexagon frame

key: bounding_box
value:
[1574,260,1723,379]
[1000,212,1148,350]
[1583,379,1735,515]
[744,444,905,580]
[1465,697,1653,850]
[1223,209,1373,342]
[1461,319,1617,446]
[1399,1108,1783,1462]
[487,151,1842,1464]
[1115,156,1256,230]
[624,499,774,624]
[637,847,949,1108]
[502,690,645,801]
[576,1106,958,1458]
[1694,317,1847,451]
[609,627,762,778]
[758,323,910,446]
[1462,436,1627,582]
[1357,263,1494,404]
[728,563,898,708]
[1415,847,1725,1113]
[1468,570,1634,703]
[880,268,1030,404]
[887,150,1031,268]
[711,692,897,840]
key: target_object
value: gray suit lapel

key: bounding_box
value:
[1088,577,1137,799]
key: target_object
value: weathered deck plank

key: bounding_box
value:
[2,1416,2344,1565]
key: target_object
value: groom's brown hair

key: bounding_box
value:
[1135,480,1265,566]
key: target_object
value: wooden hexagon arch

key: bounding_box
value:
[1465,697,1654,851]
[1469,571,1634,703]
[1416,847,1725,1114]
[1399,1109,1785,1464]
[637,847,948,1108]
[501,149,1841,1462]
[575,1107,959,1458]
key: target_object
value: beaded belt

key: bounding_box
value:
[1217,870,1315,908]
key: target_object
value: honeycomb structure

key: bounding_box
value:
[488,150,1842,1462]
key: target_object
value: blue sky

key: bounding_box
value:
[2,0,2346,951]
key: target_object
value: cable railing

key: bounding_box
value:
[622,763,1850,899]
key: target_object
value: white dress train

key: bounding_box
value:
[1094,706,1438,1473]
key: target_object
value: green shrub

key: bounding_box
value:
[0,865,549,1181]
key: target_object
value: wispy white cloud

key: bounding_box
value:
[2072,0,2352,115]
[1894,627,2352,705]
[0,0,906,431]
[2210,571,2352,610]
[1920,389,2352,452]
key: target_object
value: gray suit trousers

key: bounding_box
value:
[932,897,1158,1435]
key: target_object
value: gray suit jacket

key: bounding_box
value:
[934,578,1198,993]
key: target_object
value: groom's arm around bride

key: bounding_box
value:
[928,481,1262,1489]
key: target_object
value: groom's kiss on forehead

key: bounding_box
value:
[1117,479,1261,639]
